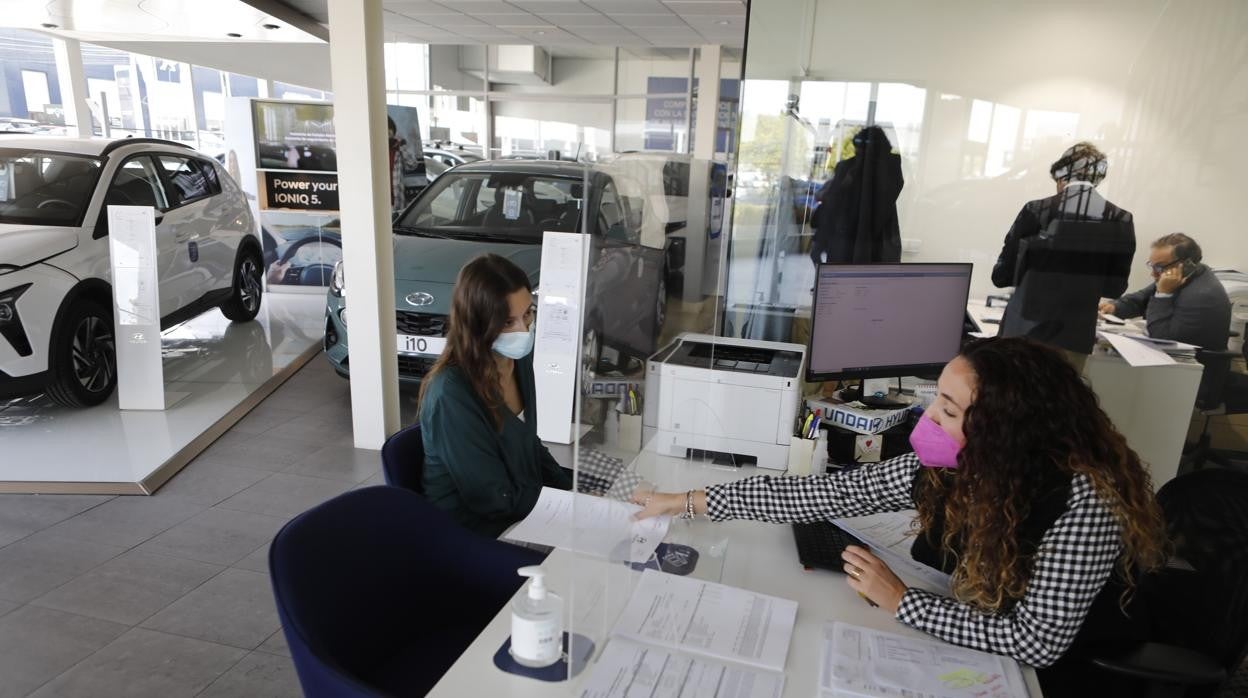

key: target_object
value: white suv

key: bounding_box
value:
[0,137,263,407]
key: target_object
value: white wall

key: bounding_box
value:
[736,0,1248,298]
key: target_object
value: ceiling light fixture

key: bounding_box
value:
[534,30,546,35]
[262,23,280,30]
[227,32,243,38]
[40,22,58,29]
[716,19,731,25]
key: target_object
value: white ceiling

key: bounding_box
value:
[0,0,326,43]
[283,0,747,48]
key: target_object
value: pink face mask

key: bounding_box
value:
[909,414,964,468]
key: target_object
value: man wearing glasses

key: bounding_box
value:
[1099,233,1232,349]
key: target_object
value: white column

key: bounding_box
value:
[692,45,722,161]
[52,37,93,138]
[327,0,400,449]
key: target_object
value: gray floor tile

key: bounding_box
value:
[32,550,223,626]
[230,542,272,574]
[154,461,271,506]
[0,494,113,534]
[216,473,352,519]
[141,569,279,650]
[43,494,206,549]
[261,418,354,447]
[0,599,16,618]
[256,628,291,658]
[0,605,128,698]
[198,651,302,698]
[201,433,328,471]
[0,524,28,548]
[281,443,380,483]
[354,470,387,489]
[0,533,126,603]
[228,406,303,435]
[29,627,245,698]
[138,507,288,567]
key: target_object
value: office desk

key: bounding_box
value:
[430,447,1044,697]
[967,300,1202,489]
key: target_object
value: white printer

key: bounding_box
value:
[643,333,806,470]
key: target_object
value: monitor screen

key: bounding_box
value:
[807,263,972,380]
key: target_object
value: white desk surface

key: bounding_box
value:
[429,447,1044,697]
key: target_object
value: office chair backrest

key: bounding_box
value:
[269,486,544,697]
[380,423,425,495]
[1194,349,1236,412]
[1152,469,1248,672]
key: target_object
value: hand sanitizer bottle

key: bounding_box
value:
[510,566,563,668]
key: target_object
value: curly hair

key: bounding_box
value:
[914,337,1167,611]
[417,254,531,431]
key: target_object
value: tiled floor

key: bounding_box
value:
[0,353,387,697]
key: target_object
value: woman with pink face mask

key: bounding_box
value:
[634,336,1166,694]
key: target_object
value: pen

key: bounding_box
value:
[802,414,814,438]
[858,592,879,608]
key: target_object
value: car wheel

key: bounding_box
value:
[220,247,263,322]
[46,300,117,408]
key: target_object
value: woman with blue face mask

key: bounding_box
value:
[418,253,573,538]
[634,337,1167,695]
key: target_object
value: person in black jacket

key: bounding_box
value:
[809,125,904,265]
[993,142,1135,366]
[1099,233,1232,350]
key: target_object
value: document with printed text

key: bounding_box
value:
[833,511,951,593]
[820,622,1028,698]
[504,487,670,564]
[579,570,797,698]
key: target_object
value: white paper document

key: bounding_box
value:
[504,487,670,564]
[611,569,798,672]
[833,512,951,593]
[820,622,1028,698]
[1097,331,1176,366]
[579,638,784,698]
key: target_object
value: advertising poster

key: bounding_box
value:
[644,77,740,154]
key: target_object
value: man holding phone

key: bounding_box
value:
[1100,233,1232,349]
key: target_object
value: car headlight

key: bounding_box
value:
[330,261,345,297]
[0,284,31,324]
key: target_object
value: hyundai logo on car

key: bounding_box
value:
[405,292,435,307]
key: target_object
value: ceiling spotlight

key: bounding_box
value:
[40,22,58,29]
[227,32,243,38]
[262,23,280,30]
[534,30,546,35]
[716,19,731,25]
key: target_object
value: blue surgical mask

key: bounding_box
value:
[492,326,534,359]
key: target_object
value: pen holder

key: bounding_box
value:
[787,437,816,476]
[618,412,643,452]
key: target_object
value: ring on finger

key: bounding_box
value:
[847,565,862,580]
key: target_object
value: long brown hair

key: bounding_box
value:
[915,337,1166,611]
[417,253,532,430]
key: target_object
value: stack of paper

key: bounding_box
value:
[579,569,798,698]
[505,487,670,564]
[820,622,1029,698]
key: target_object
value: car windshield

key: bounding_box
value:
[395,171,584,242]
[0,148,103,226]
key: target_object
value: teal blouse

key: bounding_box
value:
[419,353,574,538]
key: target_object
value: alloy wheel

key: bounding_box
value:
[240,257,262,312]
[71,316,116,393]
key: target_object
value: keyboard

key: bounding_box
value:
[792,522,867,572]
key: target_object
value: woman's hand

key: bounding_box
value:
[842,545,907,614]
[630,488,686,519]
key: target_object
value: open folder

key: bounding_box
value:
[579,569,798,698]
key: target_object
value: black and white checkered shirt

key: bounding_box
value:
[705,453,1122,667]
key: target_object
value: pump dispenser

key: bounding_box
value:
[510,566,563,667]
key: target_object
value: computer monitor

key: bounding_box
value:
[807,263,973,381]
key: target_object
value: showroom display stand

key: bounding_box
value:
[0,293,326,495]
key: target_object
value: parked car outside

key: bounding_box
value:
[324,160,667,384]
[0,137,263,407]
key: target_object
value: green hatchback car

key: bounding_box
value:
[323,160,668,383]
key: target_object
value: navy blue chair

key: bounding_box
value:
[381,424,425,495]
[269,486,546,697]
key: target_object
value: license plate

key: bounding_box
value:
[397,334,446,356]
